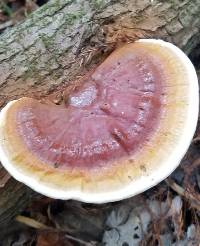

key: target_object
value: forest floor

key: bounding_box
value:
[0,1,200,246]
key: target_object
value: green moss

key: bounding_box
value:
[40,34,54,50]
[36,1,67,17]
[22,59,39,80]
[91,0,107,9]
[64,9,86,25]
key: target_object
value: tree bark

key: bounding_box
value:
[0,0,200,231]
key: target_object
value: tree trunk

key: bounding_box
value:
[0,0,200,231]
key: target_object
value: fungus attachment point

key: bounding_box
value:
[0,39,198,203]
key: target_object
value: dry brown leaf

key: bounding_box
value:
[37,232,73,246]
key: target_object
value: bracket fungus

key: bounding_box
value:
[0,39,198,203]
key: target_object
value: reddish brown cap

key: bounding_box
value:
[0,39,198,203]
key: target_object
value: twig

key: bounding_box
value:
[64,234,96,246]
[165,178,200,211]
[16,215,96,246]
[16,215,51,230]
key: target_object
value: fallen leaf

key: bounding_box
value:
[37,232,73,246]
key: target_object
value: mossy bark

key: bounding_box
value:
[0,0,200,232]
